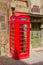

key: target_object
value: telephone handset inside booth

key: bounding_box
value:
[10,12,30,60]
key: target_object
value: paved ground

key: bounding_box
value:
[22,51,43,65]
[0,50,43,65]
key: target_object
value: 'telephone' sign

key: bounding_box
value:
[10,18,28,21]
[18,18,28,20]
[10,18,16,21]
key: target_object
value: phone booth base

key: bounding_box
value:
[10,12,30,60]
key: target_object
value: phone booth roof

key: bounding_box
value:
[10,12,30,22]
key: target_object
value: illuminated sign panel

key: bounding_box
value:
[18,18,28,20]
[10,18,28,21]
[10,18,16,21]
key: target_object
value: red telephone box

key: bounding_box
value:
[10,12,30,60]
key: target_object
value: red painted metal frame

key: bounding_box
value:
[10,12,30,60]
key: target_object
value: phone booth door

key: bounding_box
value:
[17,15,30,59]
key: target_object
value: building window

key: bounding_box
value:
[31,0,41,13]
[42,5,43,13]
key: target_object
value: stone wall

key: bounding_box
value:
[10,0,31,16]
[0,1,9,56]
